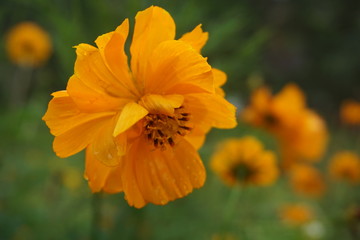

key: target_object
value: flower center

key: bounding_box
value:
[231,163,255,183]
[144,107,191,150]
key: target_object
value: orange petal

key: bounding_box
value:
[139,94,184,115]
[185,93,237,129]
[91,120,126,167]
[42,90,115,136]
[121,137,205,208]
[130,6,175,84]
[270,83,306,126]
[84,147,123,193]
[146,40,213,94]
[95,19,139,97]
[68,44,134,112]
[53,116,112,158]
[213,68,227,88]
[179,24,208,53]
[113,102,148,136]
[67,75,131,112]
[184,124,211,150]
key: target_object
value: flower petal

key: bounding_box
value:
[130,6,175,84]
[85,147,123,193]
[122,138,205,208]
[68,44,134,112]
[146,40,214,94]
[185,93,237,129]
[95,19,139,97]
[53,116,112,158]
[91,120,127,167]
[184,124,211,150]
[139,94,184,115]
[213,68,227,88]
[113,102,148,136]
[42,90,115,136]
[179,24,208,53]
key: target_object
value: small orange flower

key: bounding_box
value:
[289,164,326,198]
[241,84,328,168]
[6,22,52,67]
[43,6,237,208]
[340,100,360,125]
[328,151,360,184]
[211,136,278,187]
[280,204,313,226]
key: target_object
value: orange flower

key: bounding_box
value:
[241,84,306,134]
[328,151,360,184]
[6,22,52,67]
[42,6,237,208]
[289,164,326,198]
[280,204,313,226]
[241,84,328,168]
[340,100,360,125]
[211,136,278,187]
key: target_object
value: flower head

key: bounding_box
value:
[280,204,313,226]
[328,151,360,184]
[340,100,360,125]
[211,136,278,187]
[42,6,237,208]
[241,84,328,168]
[6,22,52,67]
[289,164,326,198]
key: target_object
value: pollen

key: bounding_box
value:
[144,107,192,150]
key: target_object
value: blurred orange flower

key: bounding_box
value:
[328,151,360,184]
[241,84,328,168]
[43,6,237,208]
[280,204,313,226]
[6,22,52,67]
[340,100,360,125]
[289,164,326,198]
[211,136,278,187]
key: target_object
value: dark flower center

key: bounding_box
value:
[231,163,255,183]
[144,106,191,150]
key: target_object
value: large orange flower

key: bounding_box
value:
[43,6,237,208]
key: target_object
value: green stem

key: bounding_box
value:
[222,187,242,230]
[91,193,102,240]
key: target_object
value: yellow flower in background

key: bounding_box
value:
[211,136,278,187]
[280,204,313,226]
[241,83,328,168]
[241,84,306,134]
[6,22,52,67]
[328,151,360,184]
[340,100,360,125]
[280,110,328,168]
[289,164,326,198]
[43,6,237,208]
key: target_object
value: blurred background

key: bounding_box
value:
[0,0,359,239]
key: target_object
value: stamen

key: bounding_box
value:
[143,106,192,150]
[178,117,189,121]
[168,138,175,147]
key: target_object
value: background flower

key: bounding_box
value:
[5,22,52,67]
[289,164,326,198]
[211,136,278,187]
[328,151,360,184]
